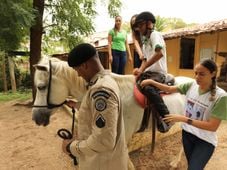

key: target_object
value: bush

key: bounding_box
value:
[19,70,32,90]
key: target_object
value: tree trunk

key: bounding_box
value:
[8,57,16,92]
[1,52,8,92]
[30,0,44,102]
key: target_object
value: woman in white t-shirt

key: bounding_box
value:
[140,59,227,170]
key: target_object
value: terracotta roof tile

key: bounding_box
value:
[163,19,227,39]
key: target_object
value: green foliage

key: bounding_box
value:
[166,17,188,30]
[0,0,35,51]
[155,16,168,32]
[42,0,122,52]
[122,21,131,33]
[0,54,31,92]
[14,56,32,89]
[43,0,96,51]
[0,90,32,102]
[154,16,195,32]
[107,0,122,17]
[20,71,32,89]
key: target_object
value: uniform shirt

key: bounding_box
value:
[109,29,127,51]
[70,70,128,170]
[177,81,227,146]
[142,30,168,75]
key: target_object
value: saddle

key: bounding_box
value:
[133,71,175,152]
[134,71,175,109]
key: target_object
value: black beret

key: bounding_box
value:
[68,43,97,67]
[134,11,156,27]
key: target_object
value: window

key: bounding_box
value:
[180,38,195,69]
[200,48,214,61]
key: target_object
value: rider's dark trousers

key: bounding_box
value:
[141,85,169,117]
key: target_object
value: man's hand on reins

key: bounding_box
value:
[62,138,78,165]
[62,139,74,154]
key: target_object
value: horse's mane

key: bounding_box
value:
[49,57,135,93]
[37,57,80,82]
[50,58,76,78]
[36,57,192,100]
[35,57,87,98]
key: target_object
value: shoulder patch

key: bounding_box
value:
[95,98,107,111]
[96,114,106,128]
[92,90,110,99]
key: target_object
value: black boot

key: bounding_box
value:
[142,86,171,133]
[157,116,171,133]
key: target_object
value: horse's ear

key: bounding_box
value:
[33,64,48,72]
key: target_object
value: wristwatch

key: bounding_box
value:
[187,118,193,125]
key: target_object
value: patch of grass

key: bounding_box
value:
[0,89,32,102]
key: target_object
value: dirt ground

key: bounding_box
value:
[1,99,227,170]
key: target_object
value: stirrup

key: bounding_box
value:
[157,117,171,133]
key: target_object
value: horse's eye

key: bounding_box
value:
[37,85,46,91]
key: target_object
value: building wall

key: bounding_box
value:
[165,30,227,78]
[97,30,227,78]
[216,31,227,70]
[166,39,180,76]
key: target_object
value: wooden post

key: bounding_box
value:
[1,52,8,92]
[8,57,17,92]
[217,52,227,91]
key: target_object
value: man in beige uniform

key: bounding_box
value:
[62,43,131,170]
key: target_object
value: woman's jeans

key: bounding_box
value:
[182,130,215,170]
[111,49,126,74]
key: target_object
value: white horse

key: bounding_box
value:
[32,57,191,153]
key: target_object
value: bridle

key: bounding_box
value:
[33,60,66,109]
[32,60,77,165]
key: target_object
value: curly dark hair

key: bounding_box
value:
[134,11,156,27]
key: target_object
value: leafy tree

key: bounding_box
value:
[166,17,188,30]
[30,0,122,100]
[155,16,196,32]
[0,0,35,51]
[122,22,131,33]
[42,0,122,51]
[155,15,168,32]
[0,0,34,92]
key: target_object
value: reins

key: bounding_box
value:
[57,107,75,140]
[32,59,78,165]
[57,107,78,165]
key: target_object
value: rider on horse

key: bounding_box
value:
[133,11,172,133]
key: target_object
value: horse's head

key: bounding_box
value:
[32,58,70,126]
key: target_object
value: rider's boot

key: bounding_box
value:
[142,85,172,133]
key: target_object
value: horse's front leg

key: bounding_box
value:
[128,156,135,170]
[170,146,183,168]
